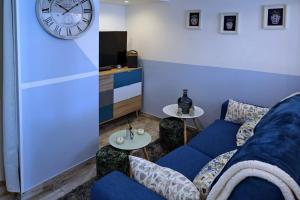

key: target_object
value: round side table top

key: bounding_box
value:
[163,104,205,119]
[109,130,152,151]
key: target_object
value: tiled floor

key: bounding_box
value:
[13,113,161,200]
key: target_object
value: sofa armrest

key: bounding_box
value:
[220,100,229,120]
[91,171,164,200]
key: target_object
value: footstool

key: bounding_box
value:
[159,117,184,151]
[96,145,130,179]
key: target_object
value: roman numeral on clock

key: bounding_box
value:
[43,17,54,26]
[42,8,50,13]
[54,25,62,35]
[67,28,72,36]
[84,9,92,13]
[77,25,83,32]
[82,18,90,24]
[81,0,88,4]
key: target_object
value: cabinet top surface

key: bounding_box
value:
[99,67,142,76]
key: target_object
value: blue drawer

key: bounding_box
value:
[114,69,142,89]
[99,105,113,123]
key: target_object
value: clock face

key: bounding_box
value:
[36,0,94,39]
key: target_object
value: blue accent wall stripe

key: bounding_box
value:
[141,59,300,127]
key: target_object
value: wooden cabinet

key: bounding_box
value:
[99,67,142,124]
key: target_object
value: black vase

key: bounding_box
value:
[178,89,193,114]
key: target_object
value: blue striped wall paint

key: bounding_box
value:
[114,68,142,88]
[18,0,99,83]
[141,59,300,127]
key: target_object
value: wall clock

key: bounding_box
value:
[36,0,94,40]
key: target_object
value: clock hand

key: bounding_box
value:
[57,4,69,12]
[62,3,80,15]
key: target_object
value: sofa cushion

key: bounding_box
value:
[91,171,164,200]
[188,120,240,158]
[236,116,262,146]
[193,149,237,199]
[225,99,269,124]
[156,146,211,180]
[129,156,200,200]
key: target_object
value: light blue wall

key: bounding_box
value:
[18,1,98,83]
[17,0,99,192]
[21,77,98,191]
[142,60,300,127]
[0,0,4,182]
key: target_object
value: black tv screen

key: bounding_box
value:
[100,31,127,68]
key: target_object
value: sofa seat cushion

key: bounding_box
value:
[156,146,212,180]
[91,171,164,200]
[188,120,240,158]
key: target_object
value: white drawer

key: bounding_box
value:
[114,82,142,103]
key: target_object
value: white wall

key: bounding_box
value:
[99,2,127,31]
[127,0,300,76]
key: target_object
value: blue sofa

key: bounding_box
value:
[92,102,284,200]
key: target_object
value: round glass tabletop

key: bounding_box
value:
[109,130,152,151]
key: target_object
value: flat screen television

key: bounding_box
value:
[99,31,127,69]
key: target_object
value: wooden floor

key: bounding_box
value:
[0,113,161,200]
[0,182,16,200]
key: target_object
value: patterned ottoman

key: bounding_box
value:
[96,145,130,179]
[159,117,184,151]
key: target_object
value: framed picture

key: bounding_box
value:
[186,10,201,29]
[263,5,287,29]
[220,13,239,34]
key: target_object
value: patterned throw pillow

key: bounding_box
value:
[236,116,263,146]
[129,156,200,200]
[193,150,237,200]
[225,99,269,124]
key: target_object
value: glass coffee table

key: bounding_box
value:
[109,130,152,160]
